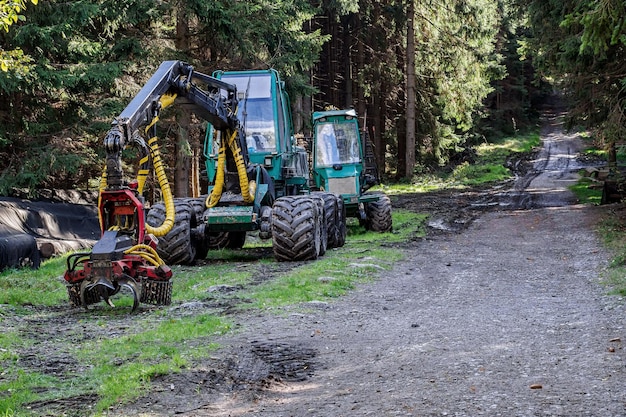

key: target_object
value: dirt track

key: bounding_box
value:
[106,103,626,416]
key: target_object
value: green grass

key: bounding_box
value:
[0,371,60,415]
[569,175,603,205]
[244,246,405,309]
[0,311,230,416]
[448,162,510,186]
[347,209,427,243]
[598,214,626,297]
[242,209,423,310]
[171,262,253,301]
[384,130,541,194]
[586,144,626,164]
[0,257,70,305]
[81,314,229,411]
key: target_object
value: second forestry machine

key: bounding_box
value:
[63,61,346,311]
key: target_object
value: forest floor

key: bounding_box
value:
[105,100,626,415]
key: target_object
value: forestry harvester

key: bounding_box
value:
[311,109,392,232]
[63,61,346,311]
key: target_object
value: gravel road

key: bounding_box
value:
[163,104,625,417]
[218,206,622,417]
[107,102,626,417]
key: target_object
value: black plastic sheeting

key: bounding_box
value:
[0,234,40,270]
[0,197,100,270]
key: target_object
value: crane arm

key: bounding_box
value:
[103,60,242,188]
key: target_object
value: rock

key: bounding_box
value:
[348,262,385,270]
[207,284,238,293]
[307,300,330,309]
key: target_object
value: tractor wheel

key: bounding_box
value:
[205,231,247,250]
[188,196,208,221]
[365,193,393,232]
[335,195,347,247]
[188,196,209,260]
[271,196,321,261]
[310,194,328,256]
[147,200,196,265]
[227,232,247,249]
[314,192,339,249]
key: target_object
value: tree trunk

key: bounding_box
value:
[396,114,407,178]
[405,0,416,179]
[356,10,367,130]
[375,80,387,176]
[342,13,354,108]
[174,3,190,197]
[174,119,191,197]
[608,141,617,170]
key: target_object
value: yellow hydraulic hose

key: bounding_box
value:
[160,92,177,109]
[136,153,150,194]
[229,130,256,204]
[206,131,228,208]
[206,129,256,208]
[124,243,166,267]
[143,133,175,237]
[138,93,176,194]
[142,94,177,237]
[97,166,107,230]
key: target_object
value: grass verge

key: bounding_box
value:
[569,174,603,205]
[383,130,541,194]
[597,212,626,296]
[0,208,426,417]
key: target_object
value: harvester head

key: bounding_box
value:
[63,188,173,312]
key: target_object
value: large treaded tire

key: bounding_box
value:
[188,196,209,260]
[271,196,321,262]
[213,231,247,249]
[147,200,196,265]
[313,192,339,249]
[188,196,208,222]
[309,194,327,256]
[335,196,347,247]
[365,193,393,232]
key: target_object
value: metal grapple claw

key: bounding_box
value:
[84,276,117,307]
[116,275,141,312]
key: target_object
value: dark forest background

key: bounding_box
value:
[0,0,624,197]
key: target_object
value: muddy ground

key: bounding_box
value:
[7,100,626,416]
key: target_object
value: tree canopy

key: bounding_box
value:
[0,0,620,194]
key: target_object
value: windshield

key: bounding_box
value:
[221,74,276,153]
[315,122,361,166]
